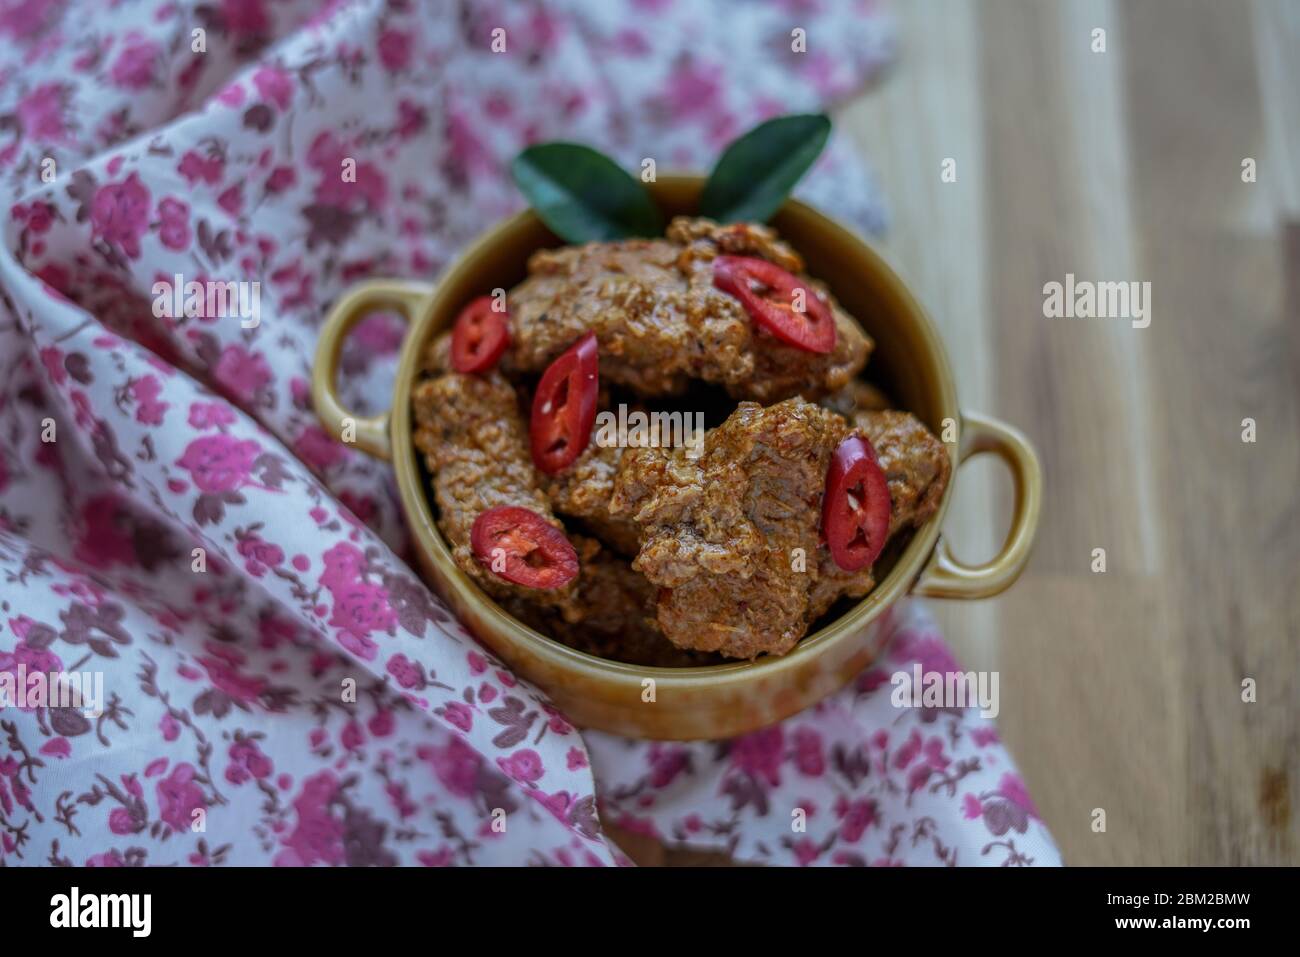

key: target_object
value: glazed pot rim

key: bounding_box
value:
[384,175,960,687]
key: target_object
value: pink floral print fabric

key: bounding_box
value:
[0,0,1060,866]
[588,604,1060,866]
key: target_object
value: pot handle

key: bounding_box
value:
[912,411,1042,600]
[312,279,432,461]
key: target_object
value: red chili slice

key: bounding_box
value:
[450,296,510,374]
[822,434,892,572]
[713,255,836,354]
[470,506,579,590]
[530,331,599,474]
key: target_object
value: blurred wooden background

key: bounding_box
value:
[836,0,1299,865]
[613,0,1299,867]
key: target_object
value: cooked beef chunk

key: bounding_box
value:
[609,399,853,658]
[611,399,950,659]
[504,217,870,402]
[409,216,946,665]
[501,547,712,668]
[853,409,951,537]
[412,370,589,620]
[540,436,643,556]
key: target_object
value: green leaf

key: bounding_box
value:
[511,143,663,243]
[699,114,832,224]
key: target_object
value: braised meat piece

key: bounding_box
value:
[612,398,952,659]
[610,398,863,659]
[821,378,892,417]
[854,409,951,536]
[504,217,871,402]
[672,218,871,404]
[410,215,946,665]
[501,549,710,668]
[807,410,951,620]
[504,236,752,396]
[540,437,643,556]
[411,370,590,620]
[667,217,805,273]
[421,331,452,374]
[423,330,643,557]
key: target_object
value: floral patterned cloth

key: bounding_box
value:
[0,0,1060,866]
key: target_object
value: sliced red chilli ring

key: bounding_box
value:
[530,331,599,474]
[822,434,891,572]
[712,255,836,354]
[470,506,579,590]
[450,295,510,373]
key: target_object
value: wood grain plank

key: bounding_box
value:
[977,0,1156,578]
[1120,0,1300,864]
[837,0,1003,672]
[970,0,1189,864]
[996,577,1184,865]
[633,0,1298,867]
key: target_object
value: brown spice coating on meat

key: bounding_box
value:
[500,548,710,667]
[669,219,873,404]
[411,361,949,660]
[612,399,952,659]
[411,370,588,621]
[821,378,893,417]
[420,331,452,375]
[540,437,643,556]
[504,236,753,396]
[611,398,871,659]
[808,410,952,621]
[666,217,805,273]
[853,409,951,536]
[737,313,868,403]
[504,217,871,401]
[412,212,940,665]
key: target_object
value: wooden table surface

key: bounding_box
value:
[613,0,1298,868]
[834,0,1299,866]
